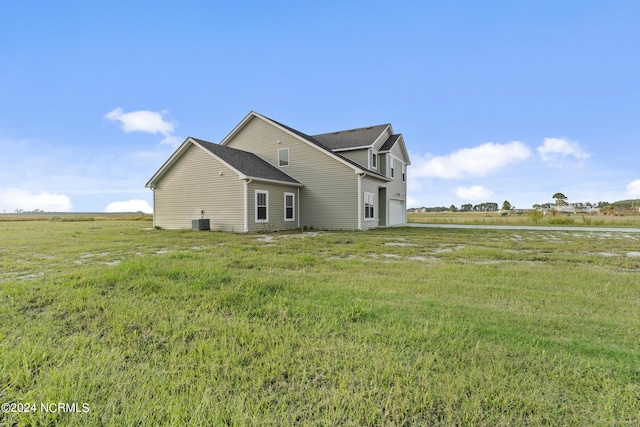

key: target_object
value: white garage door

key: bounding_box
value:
[389,199,405,225]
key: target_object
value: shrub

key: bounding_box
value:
[528,210,543,224]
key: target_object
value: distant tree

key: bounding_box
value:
[502,200,512,210]
[460,203,473,212]
[472,202,498,212]
[449,204,458,212]
[553,193,568,206]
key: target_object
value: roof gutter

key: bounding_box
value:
[356,169,391,182]
[243,176,304,187]
[357,173,365,230]
[244,178,252,232]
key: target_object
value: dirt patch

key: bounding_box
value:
[16,272,46,280]
[408,256,438,262]
[597,252,618,257]
[432,245,465,254]
[256,232,323,243]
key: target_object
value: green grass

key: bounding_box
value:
[1,219,639,425]
[408,211,640,227]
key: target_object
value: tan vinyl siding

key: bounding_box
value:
[246,182,300,232]
[225,116,360,230]
[386,155,406,203]
[385,144,407,225]
[339,148,369,169]
[153,144,244,231]
[378,153,387,176]
[390,142,409,164]
[361,177,383,230]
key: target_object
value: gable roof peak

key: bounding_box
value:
[191,137,301,185]
[220,111,392,181]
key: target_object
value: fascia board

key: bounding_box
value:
[361,171,392,182]
[245,176,304,187]
[396,135,411,165]
[332,145,372,152]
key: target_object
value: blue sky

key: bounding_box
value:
[1,1,639,213]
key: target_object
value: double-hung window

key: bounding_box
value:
[364,192,375,220]
[284,192,295,221]
[402,163,406,182]
[372,152,377,169]
[278,148,289,167]
[255,190,269,222]
[390,158,395,178]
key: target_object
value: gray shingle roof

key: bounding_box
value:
[379,134,401,152]
[192,138,301,185]
[311,124,390,150]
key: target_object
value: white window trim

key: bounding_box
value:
[364,192,375,221]
[390,158,395,178]
[284,192,295,222]
[402,163,406,183]
[278,148,290,167]
[371,151,378,170]
[255,190,269,223]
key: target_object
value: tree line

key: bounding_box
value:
[409,193,627,213]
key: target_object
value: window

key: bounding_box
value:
[372,152,377,169]
[402,163,406,182]
[255,190,268,222]
[284,192,295,221]
[364,192,375,220]
[278,148,289,167]
[390,158,395,178]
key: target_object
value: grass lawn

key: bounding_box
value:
[1,218,639,425]
[408,211,640,227]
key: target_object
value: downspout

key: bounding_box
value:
[357,173,365,230]
[244,179,252,232]
[297,186,300,229]
[150,185,156,228]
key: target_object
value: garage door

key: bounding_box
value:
[389,199,405,225]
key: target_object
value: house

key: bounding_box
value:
[145,111,410,232]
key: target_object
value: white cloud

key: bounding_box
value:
[105,108,174,134]
[104,199,153,213]
[412,141,531,178]
[0,188,72,212]
[537,138,590,163]
[456,185,493,200]
[160,135,183,147]
[627,179,640,198]
[105,108,181,147]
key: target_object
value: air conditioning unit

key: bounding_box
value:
[192,219,210,231]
